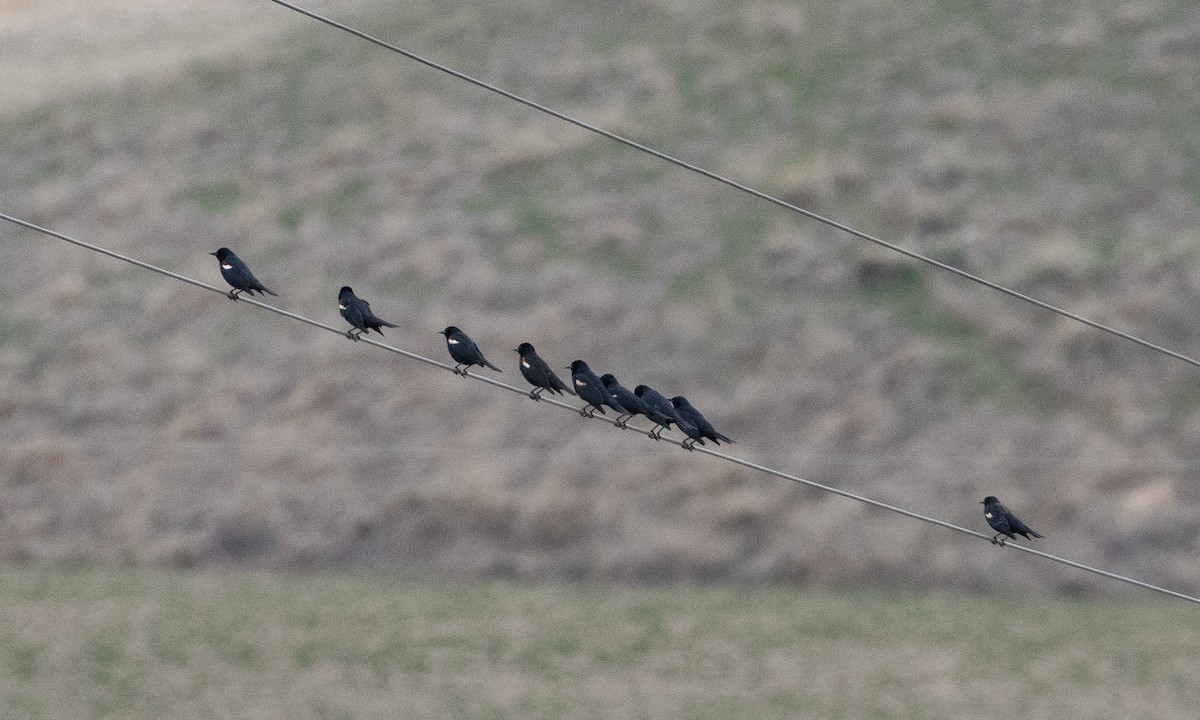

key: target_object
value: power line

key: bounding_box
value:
[262,0,1200,373]
[4,210,1197,605]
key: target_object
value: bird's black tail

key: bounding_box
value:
[263,287,279,297]
[713,431,734,444]
[1014,520,1043,539]
[483,360,501,372]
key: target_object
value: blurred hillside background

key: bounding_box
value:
[3,0,1200,598]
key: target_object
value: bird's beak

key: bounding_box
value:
[209,251,218,256]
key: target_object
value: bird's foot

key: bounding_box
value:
[682,439,696,451]
[453,365,468,376]
[346,330,361,341]
[997,537,1007,547]
[529,390,542,401]
[227,289,240,301]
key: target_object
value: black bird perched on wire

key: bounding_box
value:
[981,496,1043,545]
[670,396,734,449]
[634,384,695,440]
[210,247,277,300]
[600,373,641,427]
[567,360,608,417]
[338,286,398,339]
[439,326,501,375]
[515,342,573,399]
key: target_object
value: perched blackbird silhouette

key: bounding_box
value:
[634,384,696,440]
[670,396,734,449]
[981,496,1044,545]
[338,286,398,339]
[600,373,641,426]
[210,247,277,300]
[515,342,573,399]
[439,326,501,375]
[567,360,608,417]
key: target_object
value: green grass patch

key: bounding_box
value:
[277,204,305,232]
[182,181,241,214]
[668,266,709,299]
[859,266,1054,408]
[1167,375,1200,415]
[0,564,1195,719]
[858,267,974,341]
[514,202,564,257]
[324,176,373,219]
[0,314,35,349]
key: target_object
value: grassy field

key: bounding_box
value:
[0,564,1194,719]
[3,0,1200,594]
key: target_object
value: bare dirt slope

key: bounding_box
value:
[2,0,1200,596]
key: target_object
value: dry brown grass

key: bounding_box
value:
[2,0,1200,594]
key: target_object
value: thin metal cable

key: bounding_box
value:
[4,211,1197,605]
[263,0,1200,372]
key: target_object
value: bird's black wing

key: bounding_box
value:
[603,390,630,414]
[573,374,607,413]
[463,337,499,370]
[340,299,366,329]
[359,299,398,330]
[1010,515,1042,539]
[706,427,734,444]
[549,368,574,395]
[985,509,1013,537]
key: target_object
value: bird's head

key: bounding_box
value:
[440,326,459,337]
[568,359,588,372]
[210,247,231,260]
[515,342,535,355]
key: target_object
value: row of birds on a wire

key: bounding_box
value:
[211,247,732,447]
[210,247,1044,545]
